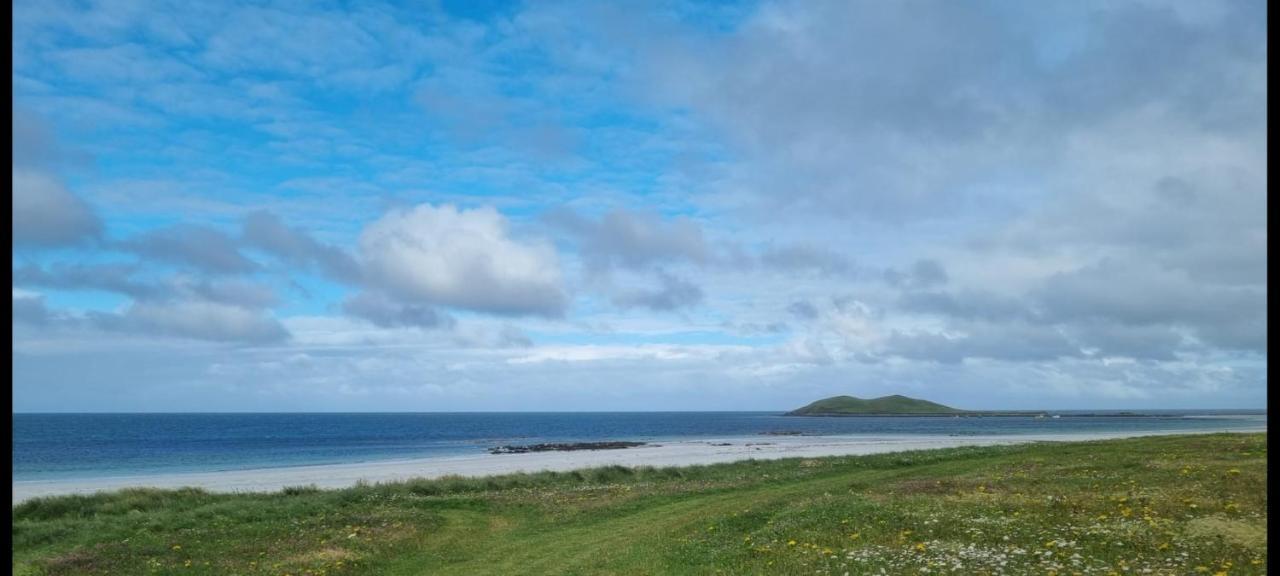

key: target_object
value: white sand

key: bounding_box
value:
[12,426,1264,504]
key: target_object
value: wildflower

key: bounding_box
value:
[787,540,797,546]
[849,532,860,540]
[172,544,182,551]
[915,542,926,552]
[1227,468,1241,475]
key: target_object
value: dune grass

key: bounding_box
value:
[12,433,1267,575]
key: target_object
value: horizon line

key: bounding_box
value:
[11,408,1269,415]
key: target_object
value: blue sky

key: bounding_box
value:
[12,0,1268,412]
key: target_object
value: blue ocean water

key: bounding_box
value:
[12,411,1266,482]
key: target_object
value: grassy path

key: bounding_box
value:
[401,467,919,575]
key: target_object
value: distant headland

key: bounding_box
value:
[785,395,1051,417]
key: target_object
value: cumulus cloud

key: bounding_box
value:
[359,204,567,317]
[13,262,278,309]
[13,259,284,345]
[241,210,361,282]
[14,262,160,300]
[1061,321,1186,361]
[91,299,289,343]
[122,224,259,274]
[612,272,703,311]
[12,106,103,248]
[12,281,287,344]
[12,291,51,325]
[629,0,1265,223]
[1033,258,1265,353]
[885,323,1082,364]
[757,244,856,276]
[884,259,948,289]
[341,291,454,329]
[13,169,103,247]
[786,299,819,320]
[896,289,1031,323]
[173,277,278,309]
[547,208,710,273]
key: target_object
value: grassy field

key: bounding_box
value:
[12,433,1267,575]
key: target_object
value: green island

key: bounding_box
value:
[786,394,1050,417]
[12,433,1266,575]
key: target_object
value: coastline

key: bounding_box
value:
[12,425,1264,505]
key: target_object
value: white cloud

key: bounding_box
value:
[12,168,102,247]
[359,204,567,316]
[102,299,289,343]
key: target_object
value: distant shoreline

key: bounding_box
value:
[12,425,1265,505]
[784,412,1194,418]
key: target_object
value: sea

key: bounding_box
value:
[12,410,1267,482]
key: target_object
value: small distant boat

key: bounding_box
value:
[1051,414,1061,419]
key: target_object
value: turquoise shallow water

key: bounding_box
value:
[12,410,1266,481]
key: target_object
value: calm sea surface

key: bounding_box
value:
[12,411,1266,481]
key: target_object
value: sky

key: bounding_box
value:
[11,0,1268,412]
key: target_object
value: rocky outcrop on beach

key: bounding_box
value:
[488,441,647,455]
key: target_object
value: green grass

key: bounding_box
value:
[12,433,1267,575]
[786,394,963,415]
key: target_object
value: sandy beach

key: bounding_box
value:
[12,426,1264,504]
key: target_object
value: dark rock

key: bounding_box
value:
[488,441,646,455]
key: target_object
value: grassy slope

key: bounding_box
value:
[12,433,1267,576]
[787,394,963,415]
